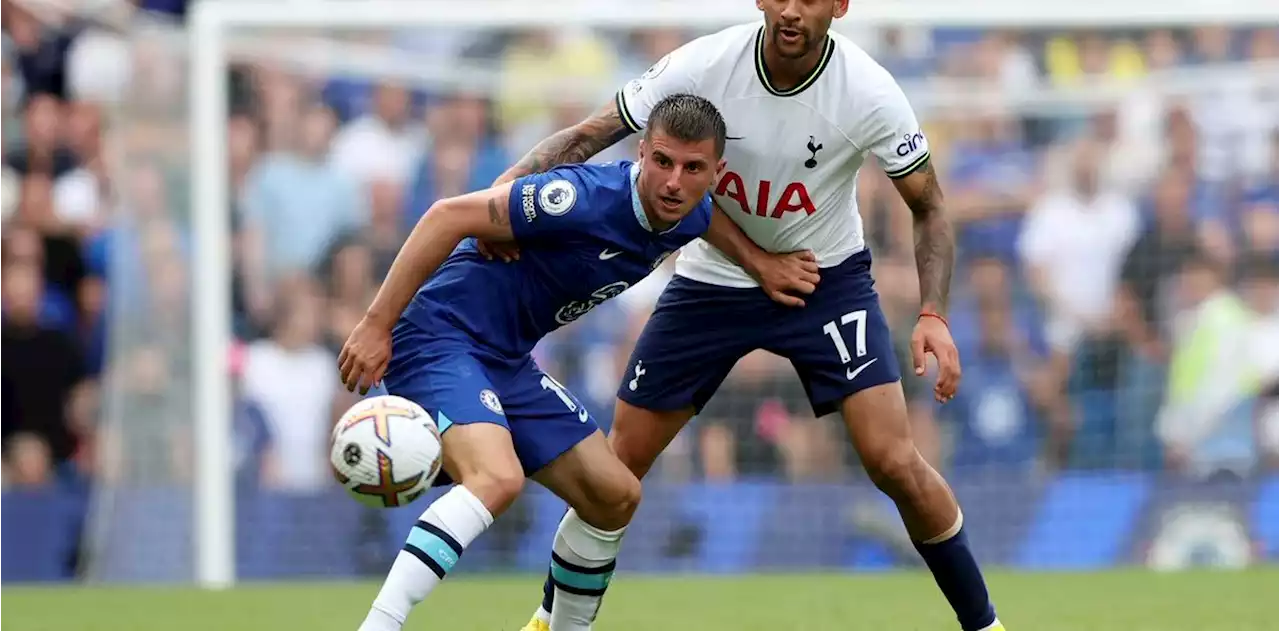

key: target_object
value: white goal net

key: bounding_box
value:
[30,0,1273,586]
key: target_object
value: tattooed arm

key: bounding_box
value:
[893,160,962,401]
[892,161,955,314]
[494,99,634,185]
[363,183,515,327]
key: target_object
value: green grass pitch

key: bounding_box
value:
[4,569,1276,630]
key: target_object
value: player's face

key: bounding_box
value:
[637,132,726,226]
[756,0,847,59]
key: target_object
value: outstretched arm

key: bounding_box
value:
[893,161,954,314]
[364,183,515,328]
[494,99,634,185]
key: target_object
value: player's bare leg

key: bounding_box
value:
[523,402,695,631]
[839,382,1001,631]
[360,423,524,631]
[527,430,643,630]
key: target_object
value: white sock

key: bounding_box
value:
[358,486,493,631]
[547,509,626,631]
[534,605,551,624]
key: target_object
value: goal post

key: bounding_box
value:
[190,2,233,590]
[183,0,1278,589]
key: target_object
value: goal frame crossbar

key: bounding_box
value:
[188,0,1279,589]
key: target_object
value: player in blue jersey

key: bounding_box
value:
[338,94,819,631]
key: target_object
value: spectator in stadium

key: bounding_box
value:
[3,223,65,326]
[1236,254,1280,472]
[945,106,1039,268]
[3,432,55,488]
[972,31,1040,95]
[944,255,1070,471]
[1238,200,1279,259]
[228,342,275,490]
[1045,30,1144,87]
[4,3,75,100]
[1156,252,1271,479]
[1018,139,1139,468]
[328,82,423,187]
[495,29,617,146]
[1,260,86,472]
[1187,26,1275,185]
[5,93,77,178]
[321,234,377,353]
[238,277,343,493]
[100,342,187,482]
[1112,166,1200,466]
[875,26,934,80]
[239,103,362,325]
[401,93,507,234]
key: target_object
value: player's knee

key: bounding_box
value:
[863,443,927,499]
[461,465,526,515]
[578,470,642,531]
[605,472,643,529]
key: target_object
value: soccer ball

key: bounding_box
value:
[330,395,443,508]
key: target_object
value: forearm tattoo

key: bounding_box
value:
[905,161,955,313]
[503,101,632,180]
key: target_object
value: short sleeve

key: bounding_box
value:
[615,40,705,133]
[856,78,931,179]
[508,166,598,244]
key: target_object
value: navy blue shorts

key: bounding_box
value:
[382,322,599,486]
[619,250,901,417]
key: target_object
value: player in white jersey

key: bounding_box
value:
[486,2,1005,630]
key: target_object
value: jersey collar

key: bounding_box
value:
[754,25,835,98]
[630,163,682,235]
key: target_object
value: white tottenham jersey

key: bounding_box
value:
[617,23,930,287]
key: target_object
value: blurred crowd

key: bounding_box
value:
[1,0,1277,502]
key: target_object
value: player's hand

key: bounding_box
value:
[338,317,393,395]
[477,239,520,262]
[911,313,961,403]
[754,250,820,308]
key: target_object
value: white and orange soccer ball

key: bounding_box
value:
[330,395,443,508]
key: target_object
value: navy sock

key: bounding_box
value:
[913,525,997,631]
[541,568,555,614]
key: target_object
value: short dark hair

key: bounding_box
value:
[645,94,727,158]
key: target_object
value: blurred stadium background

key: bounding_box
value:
[1,0,1278,628]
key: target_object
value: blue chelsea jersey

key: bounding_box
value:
[401,161,713,357]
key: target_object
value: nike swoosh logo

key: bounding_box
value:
[846,358,878,381]
[599,249,622,260]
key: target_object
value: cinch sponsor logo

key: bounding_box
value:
[896,131,926,157]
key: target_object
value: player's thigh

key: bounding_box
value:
[531,430,641,530]
[491,360,602,482]
[763,251,903,417]
[382,322,523,490]
[836,380,916,475]
[608,398,696,480]
[617,276,760,414]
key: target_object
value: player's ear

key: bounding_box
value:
[715,158,727,176]
[833,0,849,18]
[755,0,765,11]
[637,138,647,163]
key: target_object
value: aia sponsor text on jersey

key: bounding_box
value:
[714,171,817,218]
